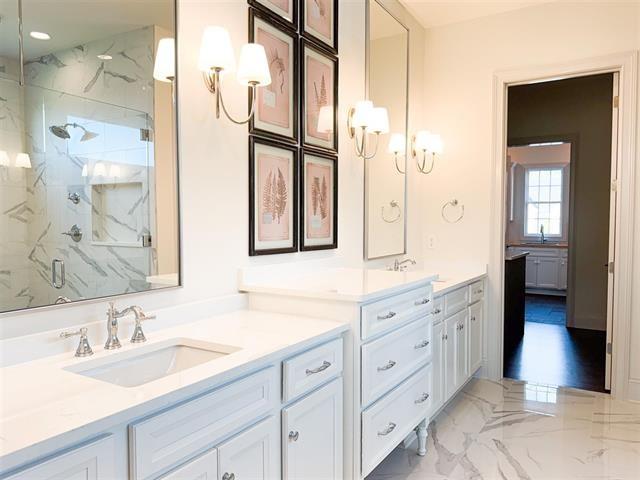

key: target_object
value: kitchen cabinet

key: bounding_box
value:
[282,378,343,480]
[558,258,568,290]
[525,256,538,287]
[513,247,567,291]
[537,257,561,289]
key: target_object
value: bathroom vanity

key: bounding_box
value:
[0,311,347,480]
[240,266,486,479]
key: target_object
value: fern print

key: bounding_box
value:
[275,167,288,223]
[262,170,274,219]
[320,175,328,219]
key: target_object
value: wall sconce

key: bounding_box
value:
[388,133,406,174]
[347,100,389,160]
[199,26,271,125]
[15,153,32,169]
[0,150,10,167]
[153,37,175,83]
[412,130,443,174]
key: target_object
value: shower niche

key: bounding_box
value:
[91,182,146,247]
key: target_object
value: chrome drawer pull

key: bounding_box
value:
[306,360,331,375]
[415,393,430,404]
[223,474,235,480]
[289,430,299,442]
[377,360,396,371]
[432,308,442,314]
[377,311,396,320]
[414,340,430,349]
[415,298,430,306]
[377,422,397,436]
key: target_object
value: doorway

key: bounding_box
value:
[501,73,616,393]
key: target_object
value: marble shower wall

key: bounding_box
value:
[1,27,158,311]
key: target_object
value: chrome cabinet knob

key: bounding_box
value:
[377,360,397,371]
[222,473,235,480]
[288,430,299,442]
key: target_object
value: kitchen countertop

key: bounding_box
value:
[505,251,530,261]
[508,243,568,249]
[0,310,347,467]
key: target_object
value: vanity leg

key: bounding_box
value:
[416,419,428,456]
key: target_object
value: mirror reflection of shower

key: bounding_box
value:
[49,123,100,142]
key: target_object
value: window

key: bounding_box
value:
[524,167,563,236]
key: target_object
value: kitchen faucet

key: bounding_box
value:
[105,302,156,349]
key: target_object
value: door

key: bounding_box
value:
[455,312,469,390]
[525,256,538,287]
[217,416,280,480]
[605,72,620,391]
[163,449,217,480]
[469,301,483,374]
[431,321,445,413]
[444,316,458,399]
[282,378,343,480]
[536,257,560,289]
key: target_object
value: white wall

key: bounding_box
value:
[420,2,640,395]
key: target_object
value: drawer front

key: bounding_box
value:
[468,280,484,304]
[162,448,217,480]
[431,295,444,324]
[283,338,343,402]
[444,286,469,316]
[361,286,432,340]
[130,368,278,480]
[362,364,432,477]
[361,318,431,406]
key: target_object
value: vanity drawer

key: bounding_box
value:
[361,286,432,340]
[361,317,431,406]
[431,295,444,324]
[130,367,277,480]
[283,338,343,402]
[444,286,469,316]
[361,364,432,477]
[469,280,484,304]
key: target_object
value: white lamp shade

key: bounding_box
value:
[15,153,31,168]
[414,130,431,151]
[0,150,9,167]
[93,162,106,176]
[81,164,88,177]
[352,100,374,128]
[317,105,333,133]
[153,37,175,82]
[198,26,235,73]
[426,133,444,155]
[236,44,271,86]
[388,133,406,155]
[109,164,121,178]
[370,107,389,134]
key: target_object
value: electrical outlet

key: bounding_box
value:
[426,235,437,249]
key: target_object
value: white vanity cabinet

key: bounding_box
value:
[162,448,218,480]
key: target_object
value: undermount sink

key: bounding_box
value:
[64,338,241,388]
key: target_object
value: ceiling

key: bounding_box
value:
[399,0,554,29]
[0,0,173,60]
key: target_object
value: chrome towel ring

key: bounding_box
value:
[442,199,464,223]
[382,200,402,223]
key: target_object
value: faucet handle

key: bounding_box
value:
[131,310,155,344]
[60,327,93,357]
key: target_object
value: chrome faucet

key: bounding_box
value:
[391,258,417,271]
[105,302,156,349]
[540,224,546,244]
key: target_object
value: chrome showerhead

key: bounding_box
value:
[49,123,98,142]
[80,130,99,142]
[49,124,71,139]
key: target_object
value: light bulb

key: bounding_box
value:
[237,44,271,86]
[388,133,406,155]
[198,26,235,73]
[15,153,32,168]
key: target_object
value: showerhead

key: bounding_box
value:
[49,125,71,139]
[49,123,99,142]
[80,130,99,142]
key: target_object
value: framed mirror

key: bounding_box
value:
[0,0,180,313]
[365,0,408,259]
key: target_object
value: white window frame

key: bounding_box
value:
[523,166,564,238]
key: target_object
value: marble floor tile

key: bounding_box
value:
[366,378,640,480]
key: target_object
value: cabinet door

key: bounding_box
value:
[469,301,483,374]
[537,257,560,289]
[217,416,280,480]
[282,378,343,480]
[525,256,538,288]
[455,313,469,390]
[558,258,568,290]
[444,315,459,399]
[431,322,445,413]
[6,436,114,480]
[163,449,217,480]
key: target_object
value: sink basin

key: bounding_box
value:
[65,338,241,387]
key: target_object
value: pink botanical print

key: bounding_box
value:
[306,160,332,239]
[306,0,332,42]
[258,152,290,242]
[270,0,290,14]
[256,26,290,129]
[306,55,332,141]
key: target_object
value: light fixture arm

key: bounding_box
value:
[204,68,258,125]
[416,151,436,174]
[393,154,405,174]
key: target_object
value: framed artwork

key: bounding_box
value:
[301,40,338,152]
[300,150,337,250]
[301,0,338,53]
[248,0,296,29]
[249,9,298,143]
[249,137,298,255]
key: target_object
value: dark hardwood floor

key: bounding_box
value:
[504,295,607,393]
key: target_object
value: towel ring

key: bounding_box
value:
[382,200,402,223]
[441,199,464,223]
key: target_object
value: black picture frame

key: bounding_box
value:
[248,0,297,30]
[249,8,299,144]
[249,136,299,256]
[300,148,338,251]
[300,39,339,153]
[300,0,338,54]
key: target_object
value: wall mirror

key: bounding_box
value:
[365,0,408,259]
[0,0,179,313]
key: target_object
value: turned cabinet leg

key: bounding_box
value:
[416,419,428,456]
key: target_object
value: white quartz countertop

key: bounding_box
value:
[432,270,487,296]
[0,310,347,465]
[239,267,439,302]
